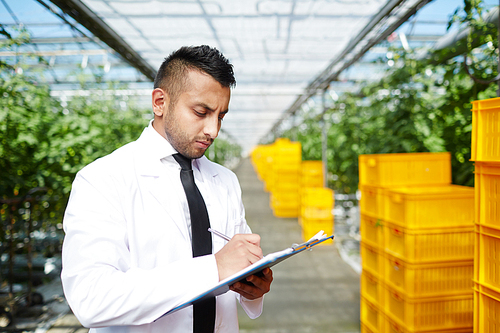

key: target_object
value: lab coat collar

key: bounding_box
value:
[133,121,225,243]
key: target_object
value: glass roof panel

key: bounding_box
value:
[1,0,497,154]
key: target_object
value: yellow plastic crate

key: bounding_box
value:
[471,97,500,162]
[474,162,500,231]
[360,214,384,250]
[253,149,275,181]
[361,241,385,280]
[301,187,334,208]
[361,323,376,333]
[384,185,474,229]
[384,253,473,298]
[250,144,275,180]
[300,206,332,220]
[384,284,473,332]
[302,219,333,235]
[274,144,301,157]
[361,270,385,308]
[474,283,500,333]
[301,223,334,244]
[272,176,301,187]
[474,225,500,294]
[269,172,300,190]
[301,175,323,188]
[301,160,323,172]
[360,184,386,219]
[361,296,384,333]
[384,312,473,333]
[301,176,323,188]
[301,217,333,229]
[301,231,333,245]
[271,191,300,208]
[272,206,299,218]
[384,223,474,263]
[272,162,301,172]
[273,140,301,159]
[358,152,451,187]
[272,179,301,192]
[301,160,323,185]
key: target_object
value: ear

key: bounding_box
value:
[152,88,169,117]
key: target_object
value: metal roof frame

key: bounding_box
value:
[3,0,484,154]
[265,0,434,139]
[43,0,436,144]
[45,0,156,80]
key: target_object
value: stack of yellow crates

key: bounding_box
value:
[251,142,335,238]
[250,144,273,186]
[358,153,475,333]
[470,97,500,332]
[269,138,302,217]
[299,161,334,244]
[300,187,334,244]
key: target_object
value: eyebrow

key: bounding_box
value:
[198,102,229,114]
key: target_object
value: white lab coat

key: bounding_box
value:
[61,124,264,332]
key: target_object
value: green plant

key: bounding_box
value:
[281,0,497,194]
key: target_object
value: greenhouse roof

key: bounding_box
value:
[1,0,498,154]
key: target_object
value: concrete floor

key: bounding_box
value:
[234,158,360,333]
[45,157,361,332]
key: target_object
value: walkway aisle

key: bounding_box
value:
[234,158,360,333]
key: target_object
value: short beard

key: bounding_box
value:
[163,105,209,159]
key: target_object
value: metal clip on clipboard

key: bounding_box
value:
[291,230,331,251]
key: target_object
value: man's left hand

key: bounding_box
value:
[229,267,273,300]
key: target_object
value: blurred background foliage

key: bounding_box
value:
[281,0,498,194]
[0,30,243,249]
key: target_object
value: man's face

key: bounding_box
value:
[153,69,231,159]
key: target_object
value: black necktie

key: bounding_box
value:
[173,153,215,333]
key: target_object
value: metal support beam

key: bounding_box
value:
[322,0,433,85]
[0,49,108,57]
[45,0,156,81]
[417,6,499,64]
[321,90,328,188]
[29,37,96,44]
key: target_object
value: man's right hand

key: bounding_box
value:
[214,234,263,281]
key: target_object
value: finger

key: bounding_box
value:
[237,242,263,263]
[230,282,262,300]
[247,269,272,286]
[246,274,271,293]
[234,233,261,247]
[247,245,264,261]
[261,268,273,281]
[229,235,263,260]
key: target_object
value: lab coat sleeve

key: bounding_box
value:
[61,164,219,328]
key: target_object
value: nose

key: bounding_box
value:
[203,113,220,139]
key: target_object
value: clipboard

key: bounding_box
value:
[157,230,334,319]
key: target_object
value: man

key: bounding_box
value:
[61,45,273,333]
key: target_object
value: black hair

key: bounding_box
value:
[153,45,235,104]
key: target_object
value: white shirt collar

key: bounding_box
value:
[144,120,206,179]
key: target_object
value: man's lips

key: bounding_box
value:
[195,140,211,149]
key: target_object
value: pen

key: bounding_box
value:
[208,228,232,242]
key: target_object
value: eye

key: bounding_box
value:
[218,112,227,121]
[194,109,206,117]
